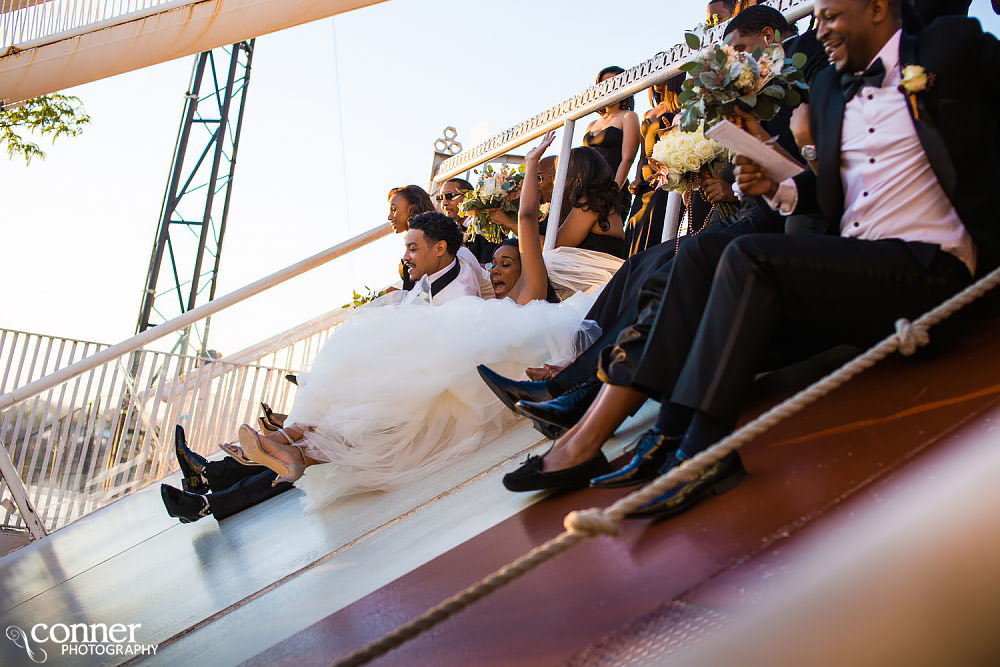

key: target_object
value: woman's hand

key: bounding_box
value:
[525,130,556,162]
[487,209,518,231]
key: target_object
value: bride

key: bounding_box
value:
[237,131,600,506]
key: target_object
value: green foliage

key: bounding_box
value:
[0,94,91,164]
[677,39,808,132]
[342,285,389,309]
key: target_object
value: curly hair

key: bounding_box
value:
[561,147,621,232]
[408,211,463,256]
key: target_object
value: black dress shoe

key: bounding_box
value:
[530,418,567,441]
[160,484,212,523]
[624,452,746,520]
[514,379,601,430]
[502,451,611,492]
[174,425,209,495]
[477,364,553,414]
[589,428,682,489]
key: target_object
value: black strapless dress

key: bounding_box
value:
[577,231,626,259]
[583,125,624,175]
[584,125,632,220]
[625,112,674,256]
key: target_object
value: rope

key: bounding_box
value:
[331,263,1000,667]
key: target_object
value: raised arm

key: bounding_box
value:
[514,131,556,304]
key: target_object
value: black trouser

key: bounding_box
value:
[603,231,972,426]
[550,201,785,395]
[203,458,294,520]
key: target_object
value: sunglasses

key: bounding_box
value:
[435,192,466,201]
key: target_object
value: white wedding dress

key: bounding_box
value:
[284,286,599,508]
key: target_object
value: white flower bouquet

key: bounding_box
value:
[649,126,728,192]
[459,164,525,243]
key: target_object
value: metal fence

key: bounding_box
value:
[1,0,184,51]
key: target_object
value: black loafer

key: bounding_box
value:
[625,452,746,520]
[174,425,209,494]
[502,451,611,492]
[160,484,212,523]
[589,428,682,489]
[514,379,600,430]
[477,364,553,414]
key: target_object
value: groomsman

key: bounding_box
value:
[503,0,1000,512]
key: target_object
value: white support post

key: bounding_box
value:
[544,118,576,251]
[0,439,46,539]
[661,190,683,243]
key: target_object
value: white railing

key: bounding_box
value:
[1,0,185,51]
[0,348,298,534]
[0,0,817,543]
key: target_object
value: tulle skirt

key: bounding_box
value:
[285,292,598,508]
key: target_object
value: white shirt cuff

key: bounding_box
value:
[764,178,798,215]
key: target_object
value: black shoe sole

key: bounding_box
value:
[589,469,660,489]
[531,419,566,440]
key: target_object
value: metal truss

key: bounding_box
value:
[135,39,255,358]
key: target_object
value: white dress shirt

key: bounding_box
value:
[767,29,975,274]
[428,256,481,305]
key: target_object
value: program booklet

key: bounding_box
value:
[705,119,806,183]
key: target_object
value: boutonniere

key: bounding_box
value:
[898,65,934,119]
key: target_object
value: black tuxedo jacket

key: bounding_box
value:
[804,18,1000,275]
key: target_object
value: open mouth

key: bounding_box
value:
[823,39,845,65]
[492,280,506,294]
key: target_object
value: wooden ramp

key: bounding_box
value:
[247,292,1000,666]
[3,292,1000,665]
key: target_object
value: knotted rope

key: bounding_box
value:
[332,264,1000,667]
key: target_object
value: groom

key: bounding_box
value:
[404,211,487,303]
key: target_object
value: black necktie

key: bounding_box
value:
[840,58,886,102]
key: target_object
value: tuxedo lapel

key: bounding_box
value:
[898,33,959,201]
[816,83,846,221]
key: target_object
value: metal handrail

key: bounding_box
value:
[0,223,391,411]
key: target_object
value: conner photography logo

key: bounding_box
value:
[6,622,158,662]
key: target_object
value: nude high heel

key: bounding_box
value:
[237,424,306,485]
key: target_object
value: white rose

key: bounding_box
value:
[480,177,499,198]
[683,153,703,173]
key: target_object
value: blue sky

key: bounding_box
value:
[2,0,998,355]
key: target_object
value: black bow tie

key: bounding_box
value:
[841,58,886,102]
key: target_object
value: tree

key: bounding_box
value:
[0,94,91,164]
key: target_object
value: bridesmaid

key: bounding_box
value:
[583,66,640,196]
[386,184,436,289]
[624,74,681,256]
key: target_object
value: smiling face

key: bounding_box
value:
[489,244,521,299]
[815,0,896,73]
[402,228,447,281]
[707,1,734,22]
[537,156,557,205]
[387,193,411,234]
[438,181,469,220]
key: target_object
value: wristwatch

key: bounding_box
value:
[801,144,818,161]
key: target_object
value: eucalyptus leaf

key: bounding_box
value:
[786,88,802,107]
[714,45,727,67]
[738,94,757,106]
[685,31,701,49]
[792,52,808,68]
[761,84,785,99]
[679,61,700,73]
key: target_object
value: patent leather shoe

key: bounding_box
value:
[174,425,209,494]
[514,379,600,430]
[589,428,682,489]
[477,364,553,414]
[160,484,212,523]
[502,451,611,492]
[625,452,746,520]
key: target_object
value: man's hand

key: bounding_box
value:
[734,156,778,198]
[702,175,738,203]
[790,103,813,151]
